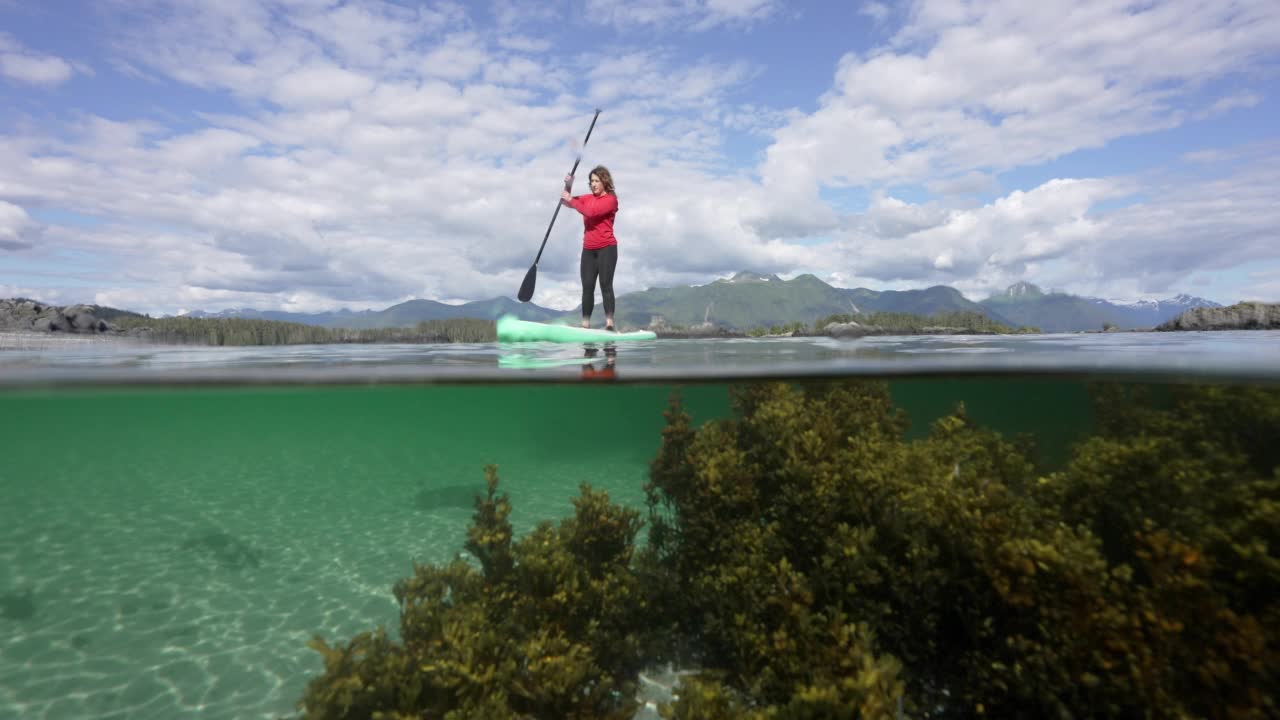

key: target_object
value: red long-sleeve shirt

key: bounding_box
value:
[569,193,618,250]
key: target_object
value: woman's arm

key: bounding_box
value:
[570,193,617,220]
[560,174,574,207]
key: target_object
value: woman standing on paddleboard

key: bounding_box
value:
[561,166,619,331]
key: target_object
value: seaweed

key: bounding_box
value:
[297,465,652,719]
[296,380,1279,719]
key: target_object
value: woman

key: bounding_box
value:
[561,166,619,330]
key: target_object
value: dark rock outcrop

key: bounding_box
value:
[1156,302,1280,331]
[1,299,115,334]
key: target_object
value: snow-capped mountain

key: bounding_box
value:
[983,283,1223,332]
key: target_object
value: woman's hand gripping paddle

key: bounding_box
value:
[518,109,601,303]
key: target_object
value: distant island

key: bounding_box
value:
[1155,302,1280,331]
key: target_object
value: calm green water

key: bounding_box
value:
[3,328,1278,718]
[0,377,1102,719]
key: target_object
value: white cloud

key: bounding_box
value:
[865,195,951,238]
[2,0,1277,315]
[419,33,490,81]
[491,0,560,33]
[719,104,796,137]
[926,171,998,197]
[1198,92,1262,119]
[830,177,1121,289]
[288,0,460,68]
[496,34,553,53]
[818,147,1280,302]
[0,201,39,250]
[584,0,781,31]
[270,64,377,108]
[587,51,754,109]
[860,2,890,24]
[1093,159,1280,296]
[0,0,789,315]
[756,0,1280,201]
[0,32,78,86]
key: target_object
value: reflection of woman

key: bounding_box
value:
[581,345,617,380]
[560,166,618,331]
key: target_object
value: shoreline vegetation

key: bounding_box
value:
[296,379,1279,718]
[2,298,1277,347]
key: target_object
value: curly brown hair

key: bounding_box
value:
[589,165,615,196]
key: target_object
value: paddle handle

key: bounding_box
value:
[532,109,601,266]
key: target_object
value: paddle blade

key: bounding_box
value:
[517,264,537,302]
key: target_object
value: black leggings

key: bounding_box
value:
[580,244,617,320]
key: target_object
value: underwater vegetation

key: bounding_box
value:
[296,379,1279,719]
[300,465,653,719]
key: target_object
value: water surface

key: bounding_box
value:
[1,331,1276,718]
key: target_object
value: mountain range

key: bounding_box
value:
[179,273,1220,333]
[185,296,563,328]
[979,281,1221,333]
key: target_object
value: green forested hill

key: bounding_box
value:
[605,272,1015,330]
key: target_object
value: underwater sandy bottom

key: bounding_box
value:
[0,451,650,719]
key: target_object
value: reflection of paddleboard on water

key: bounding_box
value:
[496,314,656,343]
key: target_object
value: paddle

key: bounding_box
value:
[518,108,602,303]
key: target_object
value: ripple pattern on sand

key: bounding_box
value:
[1,449,649,718]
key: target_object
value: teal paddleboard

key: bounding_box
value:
[496,314,657,343]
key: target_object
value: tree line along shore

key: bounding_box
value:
[1,297,1276,346]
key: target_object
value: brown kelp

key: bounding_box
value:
[297,379,1278,719]
[298,465,653,719]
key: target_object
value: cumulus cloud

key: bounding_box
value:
[2,0,1277,314]
[819,148,1280,301]
[756,0,1280,198]
[0,201,39,250]
[829,177,1121,288]
[0,1,789,314]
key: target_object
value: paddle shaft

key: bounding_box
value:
[531,109,601,266]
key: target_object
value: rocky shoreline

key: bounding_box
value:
[1156,301,1280,331]
[0,298,142,336]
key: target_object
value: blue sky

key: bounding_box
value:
[1,0,1278,315]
